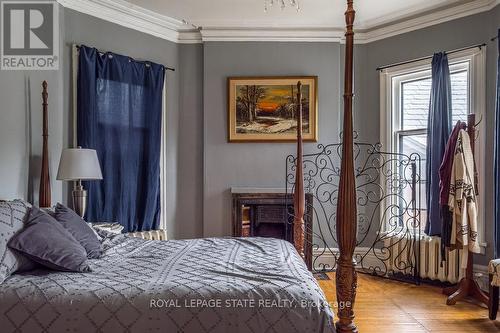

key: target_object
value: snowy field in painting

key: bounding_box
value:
[237,117,309,134]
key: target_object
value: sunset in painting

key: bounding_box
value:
[256,86,293,113]
[235,84,310,135]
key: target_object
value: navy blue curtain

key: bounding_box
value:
[77,45,165,232]
[425,53,452,236]
[494,30,500,258]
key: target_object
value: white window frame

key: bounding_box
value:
[379,47,486,249]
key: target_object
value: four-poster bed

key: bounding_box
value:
[38,2,362,328]
[293,1,358,332]
[3,0,498,331]
[1,31,343,333]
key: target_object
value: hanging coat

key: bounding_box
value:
[448,129,480,268]
[439,121,466,261]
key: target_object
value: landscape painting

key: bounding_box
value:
[228,77,318,142]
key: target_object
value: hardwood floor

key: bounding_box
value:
[318,273,500,332]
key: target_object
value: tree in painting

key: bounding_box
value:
[236,85,267,123]
[235,84,310,134]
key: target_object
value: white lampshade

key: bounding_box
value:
[57,148,103,181]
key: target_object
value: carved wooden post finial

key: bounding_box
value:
[335,0,358,332]
[293,81,305,259]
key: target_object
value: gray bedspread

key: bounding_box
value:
[0,235,335,333]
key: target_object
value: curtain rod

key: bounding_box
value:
[492,35,498,42]
[376,43,486,71]
[74,45,175,72]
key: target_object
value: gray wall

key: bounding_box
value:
[203,42,341,237]
[202,7,499,264]
[0,3,498,260]
[359,9,494,145]
[0,67,63,204]
[0,5,204,240]
[485,5,499,263]
[0,2,64,205]
[177,44,204,239]
[358,7,498,264]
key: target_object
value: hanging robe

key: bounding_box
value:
[448,129,480,268]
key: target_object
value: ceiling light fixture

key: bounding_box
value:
[264,0,300,12]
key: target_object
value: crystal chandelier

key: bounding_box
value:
[264,0,300,12]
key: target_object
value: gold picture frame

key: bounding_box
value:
[228,76,318,142]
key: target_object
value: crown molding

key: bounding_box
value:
[351,0,500,44]
[200,28,344,43]
[57,0,202,43]
[58,0,499,44]
[177,31,203,44]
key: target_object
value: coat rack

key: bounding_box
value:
[443,113,488,306]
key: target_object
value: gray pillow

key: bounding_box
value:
[54,203,103,259]
[0,200,36,284]
[8,207,91,273]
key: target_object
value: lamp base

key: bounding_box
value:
[72,184,87,218]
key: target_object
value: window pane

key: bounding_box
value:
[399,134,427,175]
[394,63,470,233]
[398,134,427,231]
[401,78,431,130]
[451,70,468,124]
[400,68,469,131]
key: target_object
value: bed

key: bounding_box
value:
[3,1,361,332]
[0,232,335,332]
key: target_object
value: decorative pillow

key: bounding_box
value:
[8,207,91,273]
[54,203,103,259]
[0,200,35,283]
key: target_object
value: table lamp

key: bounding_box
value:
[57,147,103,217]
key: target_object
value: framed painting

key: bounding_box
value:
[228,76,318,142]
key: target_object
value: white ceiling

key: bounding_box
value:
[127,0,472,30]
[58,0,498,43]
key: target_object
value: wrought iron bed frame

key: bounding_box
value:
[286,137,423,282]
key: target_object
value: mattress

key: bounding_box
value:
[0,235,335,332]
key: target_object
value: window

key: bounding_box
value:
[380,48,486,247]
[72,45,168,231]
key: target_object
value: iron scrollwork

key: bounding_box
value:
[286,134,422,283]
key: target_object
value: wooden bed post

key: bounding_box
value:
[293,81,305,259]
[39,81,51,208]
[335,1,358,332]
[292,1,358,330]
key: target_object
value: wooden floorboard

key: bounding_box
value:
[318,273,500,333]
